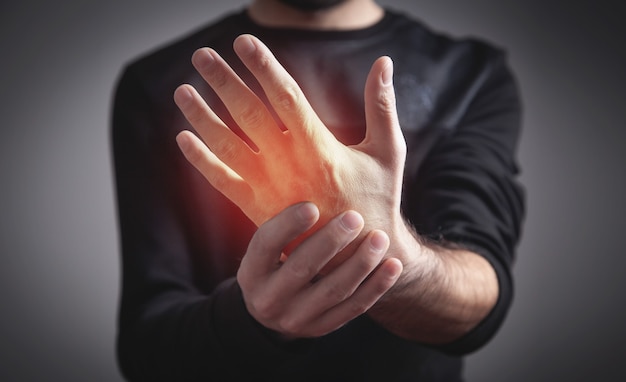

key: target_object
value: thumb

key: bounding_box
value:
[362,56,406,166]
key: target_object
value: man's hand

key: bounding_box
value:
[236,202,402,338]
[174,34,501,344]
[174,34,406,270]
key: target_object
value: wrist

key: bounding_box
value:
[385,213,425,268]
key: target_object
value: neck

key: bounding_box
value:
[248,0,384,30]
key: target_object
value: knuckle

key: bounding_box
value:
[278,316,302,335]
[346,297,369,316]
[238,105,266,127]
[250,296,276,320]
[375,89,397,116]
[207,171,229,193]
[323,282,351,303]
[253,51,273,71]
[208,67,229,89]
[274,83,300,112]
[286,261,316,281]
[214,138,238,163]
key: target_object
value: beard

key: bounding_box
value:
[277,0,347,11]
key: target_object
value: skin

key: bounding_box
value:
[174,0,499,344]
[175,37,403,271]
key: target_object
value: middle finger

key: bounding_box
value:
[192,47,286,152]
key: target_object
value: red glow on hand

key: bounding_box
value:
[175,35,405,273]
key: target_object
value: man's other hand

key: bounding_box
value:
[236,202,402,339]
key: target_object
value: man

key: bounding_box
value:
[112,0,525,380]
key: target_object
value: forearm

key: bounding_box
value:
[367,218,499,345]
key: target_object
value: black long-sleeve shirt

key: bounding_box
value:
[112,8,525,381]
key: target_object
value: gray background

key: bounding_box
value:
[1,0,625,380]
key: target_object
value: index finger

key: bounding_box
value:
[238,202,320,281]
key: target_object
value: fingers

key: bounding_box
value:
[362,56,407,166]
[300,231,402,332]
[239,202,320,282]
[278,229,402,337]
[190,47,286,151]
[175,130,254,206]
[232,34,334,147]
[240,206,403,338]
[241,209,366,332]
[275,211,364,289]
[174,84,262,183]
[316,255,403,333]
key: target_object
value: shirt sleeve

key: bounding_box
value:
[111,65,312,381]
[404,49,525,355]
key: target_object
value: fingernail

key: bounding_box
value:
[192,48,215,70]
[340,211,363,232]
[297,202,319,224]
[176,132,190,151]
[382,57,393,86]
[235,35,256,56]
[369,231,389,252]
[174,85,193,107]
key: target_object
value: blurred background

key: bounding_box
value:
[1,0,625,380]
